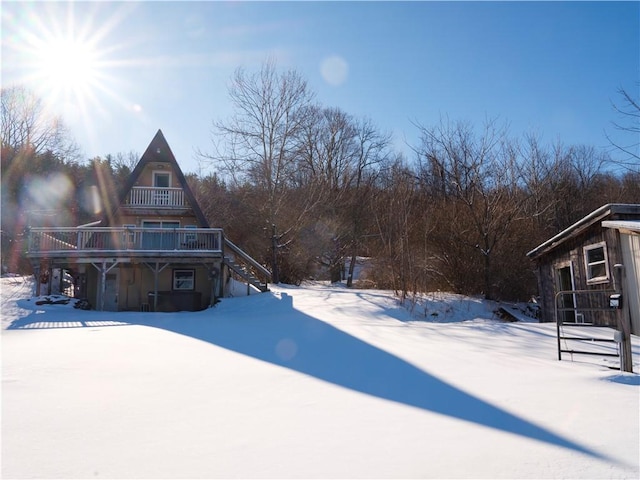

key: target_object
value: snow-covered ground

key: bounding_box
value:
[2,275,639,479]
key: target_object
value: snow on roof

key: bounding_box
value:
[602,220,640,233]
[527,203,640,259]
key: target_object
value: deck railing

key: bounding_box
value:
[125,187,186,208]
[27,227,223,255]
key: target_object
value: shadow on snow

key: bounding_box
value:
[9,291,610,461]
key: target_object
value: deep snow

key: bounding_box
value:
[2,275,639,479]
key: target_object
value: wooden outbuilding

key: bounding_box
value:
[526,203,640,336]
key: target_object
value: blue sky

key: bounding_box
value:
[3,1,639,174]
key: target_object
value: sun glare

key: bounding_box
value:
[39,38,99,95]
[14,13,108,109]
[4,1,134,129]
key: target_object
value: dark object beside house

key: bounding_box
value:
[147,291,202,312]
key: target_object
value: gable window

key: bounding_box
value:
[584,242,609,284]
[173,269,195,291]
[153,171,171,205]
[153,171,171,188]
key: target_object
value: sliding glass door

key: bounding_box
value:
[142,221,180,249]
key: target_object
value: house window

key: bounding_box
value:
[142,221,180,229]
[173,269,195,291]
[153,171,171,205]
[584,242,609,284]
[153,171,171,188]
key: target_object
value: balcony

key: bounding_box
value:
[125,187,187,208]
[27,227,223,259]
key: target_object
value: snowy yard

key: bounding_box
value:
[2,276,639,479]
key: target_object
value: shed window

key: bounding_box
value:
[584,242,609,284]
[173,269,195,291]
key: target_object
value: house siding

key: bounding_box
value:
[84,262,221,312]
[120,266,142,309]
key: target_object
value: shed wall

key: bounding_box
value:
[620,232,640,334]
[535,225,623,326]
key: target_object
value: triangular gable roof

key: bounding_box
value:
[100,129,209,227]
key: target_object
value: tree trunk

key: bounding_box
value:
[346,253,357,287]
[483,251,492,300]
[271,225,280,284]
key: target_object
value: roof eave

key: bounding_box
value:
[526,203,640,259]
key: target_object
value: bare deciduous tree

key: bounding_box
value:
[370,158,418,296]
[344,118,391,286]
[295,109,389,284]
[1,86,78,160]
[606,86,640,172]
[297,106,358,195]
[202,60,316,282]
[415,118,529,300]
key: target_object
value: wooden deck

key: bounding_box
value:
[26,227,224,260]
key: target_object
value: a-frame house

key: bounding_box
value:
[26,130,271,311]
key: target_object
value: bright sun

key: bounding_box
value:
[38,38,100,96]
[4,1,130,121]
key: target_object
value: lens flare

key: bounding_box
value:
[275,338,298,361]
[24,173,74,212]
[320,55,349,86]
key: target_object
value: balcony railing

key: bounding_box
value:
[125,187,186,208]
[27,227,223,256]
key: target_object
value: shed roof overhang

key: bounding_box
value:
[526,203,640,260]
[602,220,640,235]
